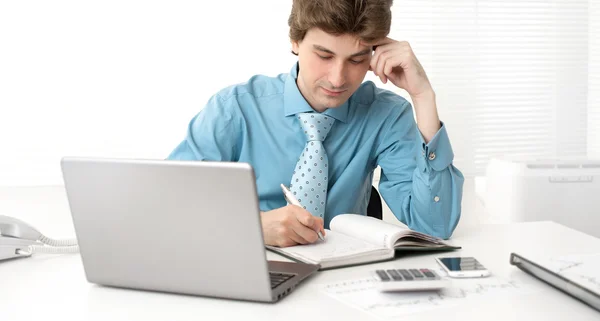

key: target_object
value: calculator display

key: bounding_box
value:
[438,257,486,271]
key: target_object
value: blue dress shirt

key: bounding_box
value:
[167,63,465,239]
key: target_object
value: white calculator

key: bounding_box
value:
[373,268,450,292]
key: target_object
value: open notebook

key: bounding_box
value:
[267,214,460,270]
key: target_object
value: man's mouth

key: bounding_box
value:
[321,87,346,96]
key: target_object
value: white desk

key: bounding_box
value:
[1,187,600,321]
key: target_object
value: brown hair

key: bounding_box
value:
[288,0,393,44]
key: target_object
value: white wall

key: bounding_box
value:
[0,0,296,186]
[2,1,599,186]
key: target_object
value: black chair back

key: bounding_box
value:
[367,186,383,220]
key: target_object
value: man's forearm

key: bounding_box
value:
[412,90,441,143]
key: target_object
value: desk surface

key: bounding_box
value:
[1,187,600,320]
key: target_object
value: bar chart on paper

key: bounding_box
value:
[317,275,539,318]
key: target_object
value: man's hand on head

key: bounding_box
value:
[363,38,433,100]
[363,37,441,142]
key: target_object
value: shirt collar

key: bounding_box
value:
[283,62,349,123]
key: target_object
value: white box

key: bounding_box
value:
[483,157,600,238]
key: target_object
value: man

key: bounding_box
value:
[168,0,464,247]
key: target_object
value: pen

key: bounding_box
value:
[280,184,325,242]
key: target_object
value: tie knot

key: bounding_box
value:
[297,113,335,141]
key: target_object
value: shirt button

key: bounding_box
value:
[433,196,440,202]
[422,150,425,156]
[428,152,436,160]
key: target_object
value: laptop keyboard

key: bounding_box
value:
[269,272,295,289]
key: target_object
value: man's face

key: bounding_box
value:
[292,28,372,112]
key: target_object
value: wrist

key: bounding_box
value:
[411,89,436,110]
[411,90,441,143]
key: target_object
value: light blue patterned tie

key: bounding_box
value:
[290,113,335,218]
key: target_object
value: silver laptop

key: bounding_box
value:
[60,157,319,303]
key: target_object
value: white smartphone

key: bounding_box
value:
[435,256,491,278]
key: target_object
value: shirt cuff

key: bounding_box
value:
[415,121,455,172]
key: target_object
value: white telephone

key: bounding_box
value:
[0,215,79,262]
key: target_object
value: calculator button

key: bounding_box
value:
[374,268,450,292]
[409,269,424,278]
[421,269,436,278]
[398,269,414,280]
[376,270,391,281]
[387,269,403,281]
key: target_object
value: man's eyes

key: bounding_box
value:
[317,54,365,65]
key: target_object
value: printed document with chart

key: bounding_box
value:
[266,214,460,269]
[510,252,600,311]
[543,253,600,294]
[510,253,600,311]
[317,275,538,318]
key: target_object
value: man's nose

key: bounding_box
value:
[328,61,346,89]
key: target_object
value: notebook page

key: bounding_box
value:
[277,230,387,264]
[330,214,410,249]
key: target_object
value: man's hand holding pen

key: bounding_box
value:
[260,184,326,247]
[260,206,326,247]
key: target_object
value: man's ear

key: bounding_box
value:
[291,40,300,55]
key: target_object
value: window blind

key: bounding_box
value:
[589,0,600,157]
[388,0,597,175]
